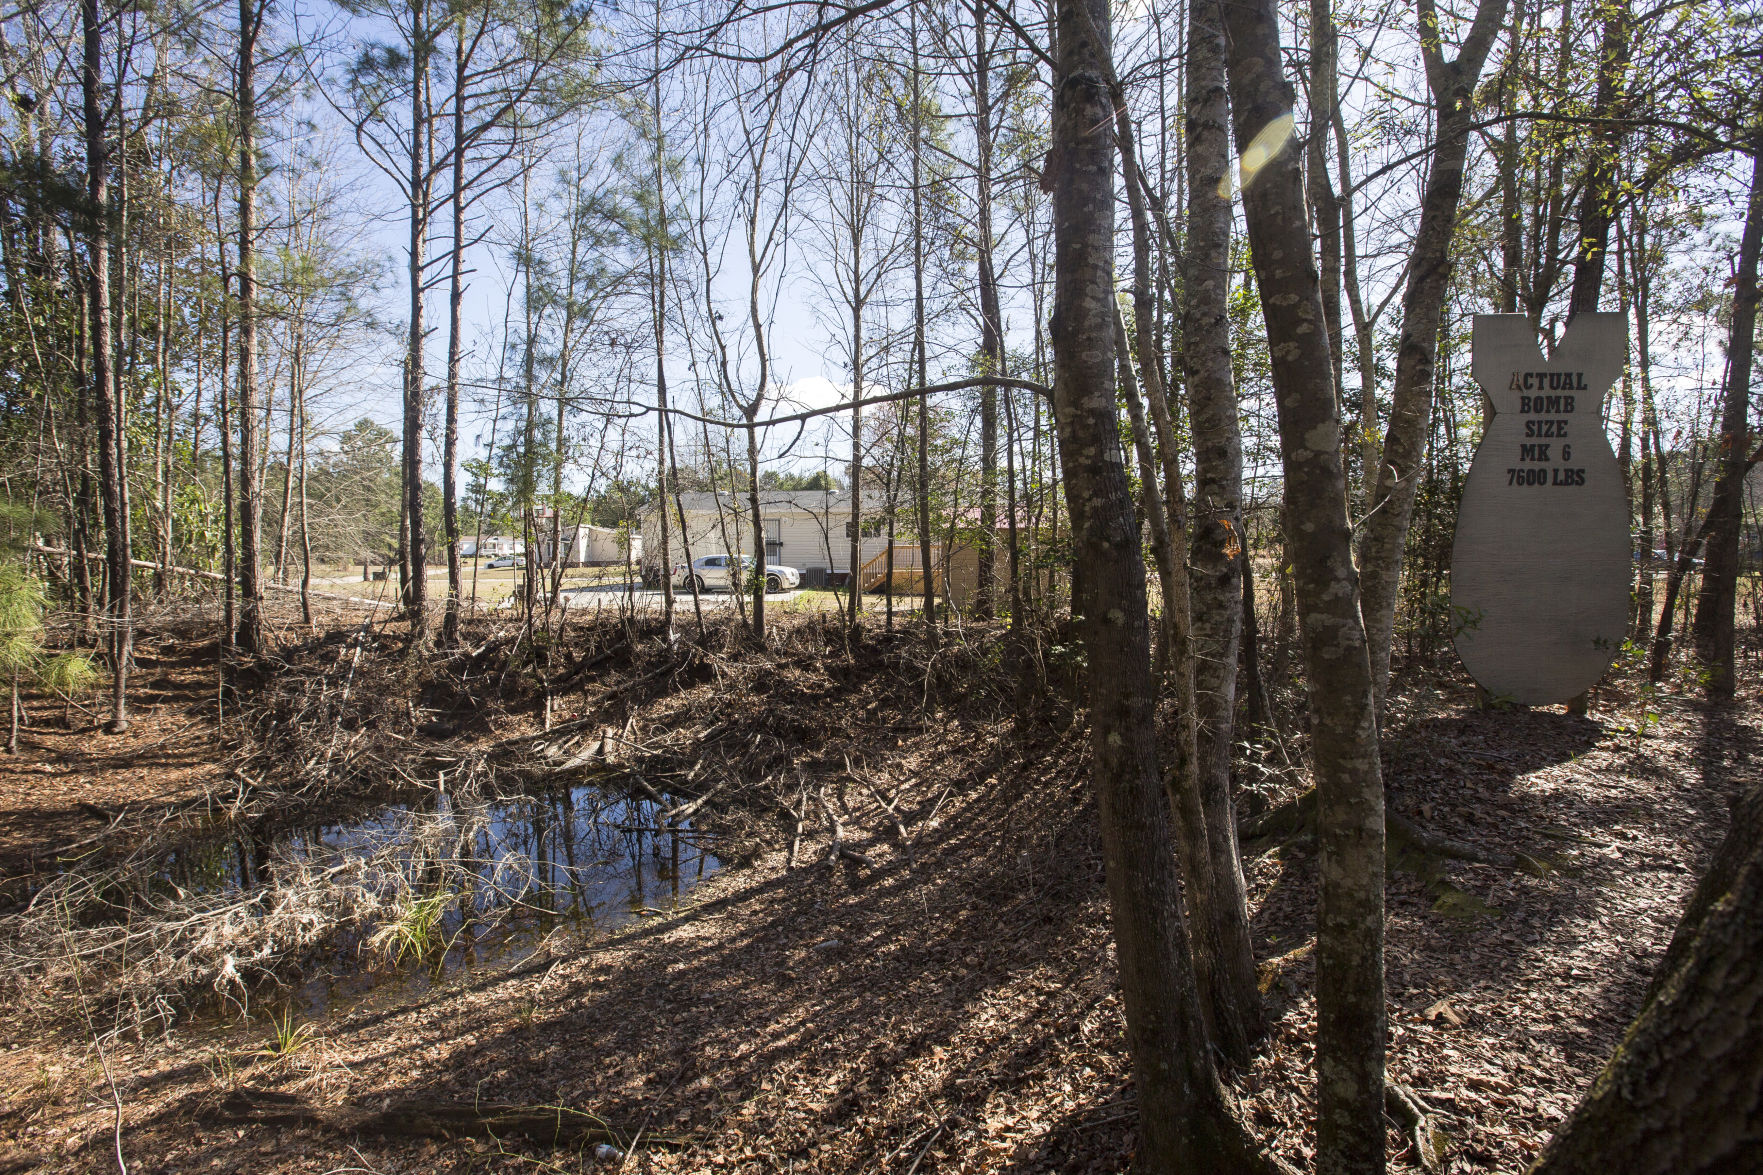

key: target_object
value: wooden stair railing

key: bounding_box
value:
[856,544,938,593]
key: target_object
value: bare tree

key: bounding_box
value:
[1218,0,1389,1170]
[1044,0,1281,1167]
[1355,0,1509,711]
[1691,134,1763,695]
[688,59,812,644]
[82,0,131,732]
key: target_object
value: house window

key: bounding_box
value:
[766,519,783,561]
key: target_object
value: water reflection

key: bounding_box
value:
[155,783,720,1015]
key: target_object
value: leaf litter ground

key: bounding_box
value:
[0,613,1752,1174]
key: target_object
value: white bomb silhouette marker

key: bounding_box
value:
[1451,313,1629,705]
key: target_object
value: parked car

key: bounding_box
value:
[485,554,525,570]
[673,553,801,595]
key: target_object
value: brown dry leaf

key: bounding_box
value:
[1424,999,1466,1028]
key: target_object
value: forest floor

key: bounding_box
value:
[0,608,1754,1174]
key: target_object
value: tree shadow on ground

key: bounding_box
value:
[112,721,1143,1174]
[1237,692,1744,1173]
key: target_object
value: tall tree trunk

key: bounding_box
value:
[83,0,130,733]
[1047,0,1276,1168]
[848,263,864,629]
[1307,0,1343,411]
[67,240,96,634]
[214,191,236,658]
[743,193,772,645]
[1356,0,1506,710]
[1241,542,1269,735]
[1616,227,1637,627]
[1527,780,1763,1174]
[1566,0,1631,318]
[912,6,935,639]
[1497,6,1523,317]
[296,348,313,629]
[403,0,431,636]
[1002,380,1023,637]
[1650,454,1709,683]
[442,25,467,647]
[1115,304,1232,1062]
[747,428,764,642]
[1333,109,1380,511]
[1631,212,1659,639]
[153,209,172,596]
[1218,0,1388,1170]
[235,0,266,657]
[655,238,675,631]
[274,332,298,584]
[1177,0,1262,1062]
[1691,139,1763,697]
[973,2,999,621]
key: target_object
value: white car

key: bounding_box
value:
[673,554,800,595]
[485,554,524,569]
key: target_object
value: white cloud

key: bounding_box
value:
[773,376,850,414]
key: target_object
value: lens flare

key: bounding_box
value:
[1218,112,1296,198]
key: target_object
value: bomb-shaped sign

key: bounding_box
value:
[1451,313,1630,705]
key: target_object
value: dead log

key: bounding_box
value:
[212,1087,685,1149]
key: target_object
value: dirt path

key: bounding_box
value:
[0,636,227,900]
[0,636,1749,1174]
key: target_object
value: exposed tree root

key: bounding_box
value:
[1238,788,1316,845]
[1385,1081,1450,1172]
[1387,811,1514,869]
[1242,787,1529,871]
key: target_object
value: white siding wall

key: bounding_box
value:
[645,502,893,574]
[583,528,627,564]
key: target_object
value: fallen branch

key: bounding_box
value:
[212,1087,686,1149]
[785,784,807,870]
[854,768,913,865]
[817,784,843,867]
[33,546,385,608]
[815,785,874,869]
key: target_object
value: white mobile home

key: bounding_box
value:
[467,535,523,558]
[534,524,642,568]
[642,490,900,585]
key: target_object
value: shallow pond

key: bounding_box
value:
[155,783,721,1019]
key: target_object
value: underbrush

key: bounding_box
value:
[0,606,1036,1038]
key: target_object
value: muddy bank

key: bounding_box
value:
[0,611,1014,1036]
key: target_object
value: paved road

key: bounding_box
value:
[551,583,799,611]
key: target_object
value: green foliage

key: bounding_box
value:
[259,1006,315,1058]
[1605,641,1665,744]
[40,652,99,699]
[759,469,839,493]
[369,891,454,965]
[0,500,51,559]
[0,569,45,678]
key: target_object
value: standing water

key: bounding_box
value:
[153,782,720,1018]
